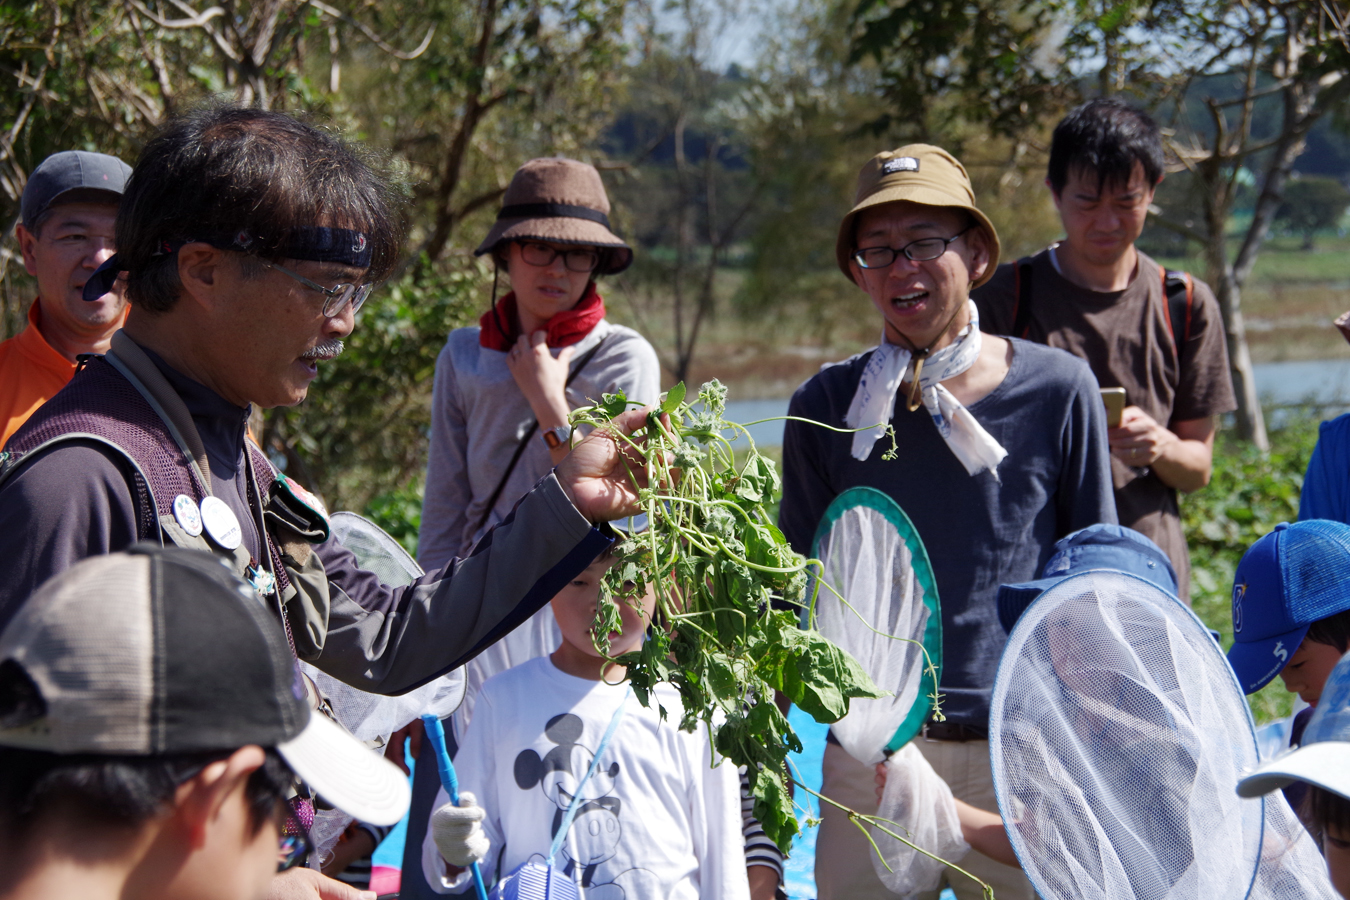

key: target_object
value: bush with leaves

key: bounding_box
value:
[1183,413,1321,722]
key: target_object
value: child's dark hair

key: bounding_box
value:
[0,745,292,838]
[1303,784,1350,841]
[1048,98,1164,195]
[1306,608,1350,653]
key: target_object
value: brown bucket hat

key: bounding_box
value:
[836,144,1001,288]
[475,157,633,275]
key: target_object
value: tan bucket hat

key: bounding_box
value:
[476,157,633,274]
[836,144,1001,288]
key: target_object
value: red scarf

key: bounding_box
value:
[478,283,606,351]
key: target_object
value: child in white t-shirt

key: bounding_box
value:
[421,547,751,899]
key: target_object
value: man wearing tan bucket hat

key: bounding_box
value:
[779,144,1115,900]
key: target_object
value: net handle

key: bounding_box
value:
[547,690,629,864]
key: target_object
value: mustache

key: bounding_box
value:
[300,339,345,361]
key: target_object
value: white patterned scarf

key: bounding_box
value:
[845,300,1008,479]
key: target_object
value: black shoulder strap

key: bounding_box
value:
[1163,269,1194,364]
[1010,257,1035,338]
[473,335,610,537]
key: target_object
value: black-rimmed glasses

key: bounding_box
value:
[277,800,315,872]
[518,240,601,273]
[264,260,373,317]
[852,226,973,269]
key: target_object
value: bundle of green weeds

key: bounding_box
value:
[570,379,886,851]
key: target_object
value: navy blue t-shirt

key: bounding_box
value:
[779,338,1116,728]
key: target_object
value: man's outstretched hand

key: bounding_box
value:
[268,868,374,900]
[556,407,662,523]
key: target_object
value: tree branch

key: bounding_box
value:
[307,0,435,60]
[124,0,225,29]
[451,186,508,222]
[1146,207,1208,245]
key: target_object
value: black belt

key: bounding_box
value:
[921,721,988,742]
[825,721,989,747]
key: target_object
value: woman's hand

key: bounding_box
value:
[507,331,574,464]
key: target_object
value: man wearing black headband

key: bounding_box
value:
[0,106,653,888]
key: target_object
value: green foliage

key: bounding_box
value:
[1183,415,1321,723]
[363,483,425,558]
[261,260,482,511]
[571,381,887,851]
[1276,176,1350,249]
[847,0,1068,139]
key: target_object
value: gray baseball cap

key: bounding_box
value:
[0,545,411,826]
[21,150,132,230]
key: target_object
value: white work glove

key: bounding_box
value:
[431,791,489,868]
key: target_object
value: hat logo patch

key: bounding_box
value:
[1232,582,1245,633]
[1273,640,1287,662]
[352,234,367,253]
[883,157,920,174]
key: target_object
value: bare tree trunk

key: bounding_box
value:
[1210,262,1269,449]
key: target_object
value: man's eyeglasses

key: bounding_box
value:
[518,240,601,273]
[852,227,973,270]
[277,800,315,873]
[264,260,373,318]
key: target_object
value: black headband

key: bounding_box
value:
[83,226,373,302]
[496,202,611,229]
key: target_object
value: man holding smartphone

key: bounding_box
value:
[973,99,1235,601]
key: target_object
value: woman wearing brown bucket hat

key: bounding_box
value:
[408,160,784,900]
[417,155,659,659]
[411,156,660,794]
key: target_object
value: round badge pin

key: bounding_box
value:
[199,496,243,550]
[172,494,203,537]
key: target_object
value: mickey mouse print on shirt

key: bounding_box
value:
[511,711,669,900]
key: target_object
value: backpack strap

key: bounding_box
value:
[1161,268,1194,365]
[1010,257,1035,338]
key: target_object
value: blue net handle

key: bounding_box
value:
[547,690,630,864]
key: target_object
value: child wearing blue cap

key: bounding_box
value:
[1228,520,1350,815]
[1228,520,1350,703]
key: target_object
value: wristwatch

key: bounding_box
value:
[541,423,573,450]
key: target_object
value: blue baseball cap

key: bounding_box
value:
[1238,648,1350,799]
[997,524,1178,634]
[1227,520,1350,694]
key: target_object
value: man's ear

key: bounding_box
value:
[15,224,38,277]
[174,745,267,849]
[965,228,992,285]
[847,258,866,289]
[176,243,227,313]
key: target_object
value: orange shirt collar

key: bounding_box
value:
[16,299,76,376]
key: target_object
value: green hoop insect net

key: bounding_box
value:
[809,486,942,764]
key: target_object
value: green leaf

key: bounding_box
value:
[660,381,687,414]
[597,391,630,419]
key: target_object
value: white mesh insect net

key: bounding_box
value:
[989,570,1264,900]
[305,512,466,743]
[305,513,466,856]
[1247,788,1339,899]
[810,487,940,766]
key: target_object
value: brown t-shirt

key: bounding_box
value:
[973,247,1236,600]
